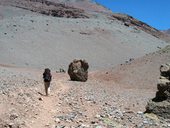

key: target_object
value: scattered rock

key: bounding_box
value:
[79,32,91,35]
[160,63,170,78]
[56,125,65,128]
[146,100,170,119]
[55,117,61,123]
[56,68,66,73]
[124,22,130,27]
[9,113,18,120]
[137,111,143,115]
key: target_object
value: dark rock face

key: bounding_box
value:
[1,0,89,18]
[68,59,89,82]
[146,63,170,118]
[110,13,170,42]
[146,100,170,119]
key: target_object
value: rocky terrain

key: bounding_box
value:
[163,29,170,35]
[0,0,170,128]
[110,13,170,42]
[146,62,170,119]
[0,46,170,128]
[0,4,168,70]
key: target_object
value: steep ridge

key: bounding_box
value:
[109,13,170,42]
[1,0,169,42]
[53,0,110,13]
[1,1,170,127]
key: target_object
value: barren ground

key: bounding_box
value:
[0,5,168,71]
[0,2,170,128]
[0,46,170,128]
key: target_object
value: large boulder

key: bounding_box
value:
[68,59,89,82]
[146,100,170,119]
[146,63,170,118]
[160,63,170,79]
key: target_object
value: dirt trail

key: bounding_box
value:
[30,78,69,128]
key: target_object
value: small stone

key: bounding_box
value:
[38,97,43,101]
[58,125,65,128]
[10,113,18,120]
[91,121,96,124]
[96,126,103,128]
[137,111,143,115]
[143,120,149,124]
[8,122,14,127]
[80,124,90,127]
[95,114,101,118]
[55,118,61,123]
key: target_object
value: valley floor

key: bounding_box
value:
[0,46,170,128]
[0,3,170,128]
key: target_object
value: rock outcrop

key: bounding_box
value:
[146,63,170,119]
[68,59,89,82]
[1,0,89,18]
[110,13,170,42]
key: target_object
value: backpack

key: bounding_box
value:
[43,68,51,82]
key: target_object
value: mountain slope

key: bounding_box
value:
[0,0,169,71]
[110,13,170,42]
[1,0,169,42]
[163,29,170,34]
[1,1,170,127]
[0,9,167,70]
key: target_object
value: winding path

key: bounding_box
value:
[30,79,69,128]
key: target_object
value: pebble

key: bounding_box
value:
[143,120,149,124]
[137,111,143,115]
[38,97,43,101]
[95,126,103,128]
[80,124,90,127]
[10,113,18,120]
[55,118,61,123]
[95,114,101,118]
[56,125,65,128]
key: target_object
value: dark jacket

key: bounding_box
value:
[43,68,52,82]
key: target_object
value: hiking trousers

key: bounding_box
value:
[44,81,50,96]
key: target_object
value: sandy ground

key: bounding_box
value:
[0,5,168,71]
[0,46,170,128]
[0,3,170,128]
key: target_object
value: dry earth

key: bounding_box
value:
[0,46,170,128]
[1,0,170,128]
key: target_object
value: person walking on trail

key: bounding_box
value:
[43,68,52,96]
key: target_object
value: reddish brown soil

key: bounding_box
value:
[0,47,170,128]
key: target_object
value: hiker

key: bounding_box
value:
[43,68,52,96]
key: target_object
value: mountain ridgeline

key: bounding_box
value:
[1,0,170,42]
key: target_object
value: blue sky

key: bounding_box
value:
[94,0,170,30]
